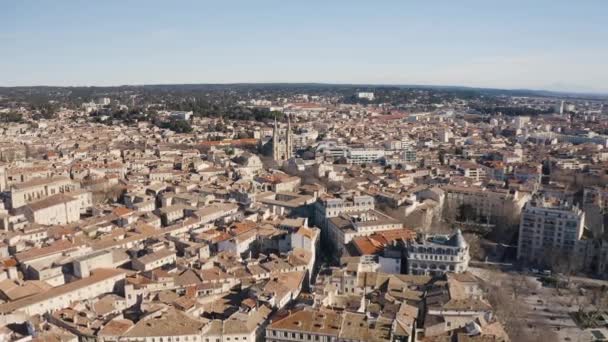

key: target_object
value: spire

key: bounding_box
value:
[272,113,279,161]
[286,113,292,159]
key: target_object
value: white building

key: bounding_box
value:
[19,193,81,225]
[0,268,125,316]
[170,110,193,121]
[132,249,177,272]
[406,230,470,275]
[10,176,80,209]
[346,148,385,164]
[357,92,375,101]
[517,196,586,264]
[313,193,375,229]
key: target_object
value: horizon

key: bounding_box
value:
[3,82,607,97]
[2,1,608,92]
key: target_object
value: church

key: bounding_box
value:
[262,114,293,162]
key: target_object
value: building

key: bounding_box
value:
[271,114,293,162]
[313,193,375,230]
[0,268,125,316]
[19,193,81,225]
[443,185,529,223]
[406,229,470,275]
[132,249,177,272]
[265,307,408,342]
[170,110,193,121]
[517,196,587,265]
[9,176,80,209]
[357,92,375,101]
[327,209,403,254]
[346,147,385,164]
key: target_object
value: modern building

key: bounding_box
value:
[346,148,385,164]
[357,92,375,101]
[517,196,587,265]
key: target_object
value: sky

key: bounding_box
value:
[2,1,608,92]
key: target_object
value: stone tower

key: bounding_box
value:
[272,114,293,161]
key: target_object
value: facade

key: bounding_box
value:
[443,185,529,223]
[10,176,80,209]
[357,92,375,101]
[313,194,375,230]
[327,209,403,253]
[19,193,81,225]
[272,115,293,162]
[406,230,470,275]
[346,148,385,164]
[0,269,125,316]
[517,197,586,264]
[132,249,177,272]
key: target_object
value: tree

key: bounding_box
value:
[484,277,557,342]
[161,119,193,133]
[458,204,477,222]
[0,112,23,123]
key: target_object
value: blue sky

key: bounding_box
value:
[2,1,607,92]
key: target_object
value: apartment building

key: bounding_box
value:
[346,147,385,164]
[454,161,488,182]
[517,197,586,264]
[443,185,529,223]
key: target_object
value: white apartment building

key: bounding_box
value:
[517,197,586,264]
[315,141,348,160]
[346,148,385,164]
[357,92,375,101]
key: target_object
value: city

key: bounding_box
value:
[2,2,608,342]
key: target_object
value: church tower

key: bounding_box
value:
[272,115,279,160]
[271,114,293,162]
[286,114,293,159]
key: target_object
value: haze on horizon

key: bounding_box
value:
[2,0,607,93]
